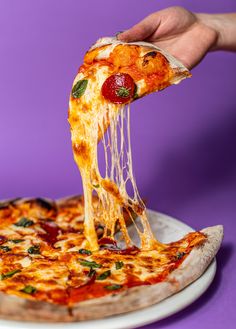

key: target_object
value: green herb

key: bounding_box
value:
[176,252,185,260]
[14,217,34,228]
[88,268,96,278]
[78,249,92,256]
[133,84,139,100]
[10,239,24,244]
[0,269,21,280]
[115,261,124,270]
[96,270,111,281]
[116,87,130,98]
[0,246,11,252]
[72,79,88,98]
[28,245,40,255]
[79,259,101,269]
[92,184,100,189]
[20,285,37,294]
[104,284,122,290]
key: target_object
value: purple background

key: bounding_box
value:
[0,0,236,328]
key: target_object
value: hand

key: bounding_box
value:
[117,7,220,69]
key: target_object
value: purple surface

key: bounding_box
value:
[0,0,235,328]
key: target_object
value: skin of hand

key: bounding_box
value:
[117,6,236,69]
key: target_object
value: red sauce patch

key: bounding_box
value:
[69,282,111,304]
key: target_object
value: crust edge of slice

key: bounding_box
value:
[0,225,223,322]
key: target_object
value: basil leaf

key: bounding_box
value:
[92,184,100,189]
[72,79,88,98]
[0,246,11,252]
[28,245,40,255]
[116,87,130,98]
[104,284,122,290]
[20,285,37,294]
[176,252,185,260]
[0,269,21,280]
[115,261,124,270]
[96,270,111,281]
[14,217,34,228]
[133,84,139,100]
[88,268,96,278]
[78,249,92,256]
[79,259,101,269]
[10,239,24,244]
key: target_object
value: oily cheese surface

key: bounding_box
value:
[0,198,223,322]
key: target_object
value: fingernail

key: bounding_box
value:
[115,31,124,39]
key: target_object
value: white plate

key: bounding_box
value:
[0,210,216,329]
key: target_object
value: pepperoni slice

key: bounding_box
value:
[39,220,60,245]
[101,73,135,104]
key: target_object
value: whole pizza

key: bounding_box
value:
[0,37,223,322]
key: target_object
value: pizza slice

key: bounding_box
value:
[78,36,191,104]
[68,37,191,251]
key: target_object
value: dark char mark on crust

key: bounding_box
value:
[0,198,22,209]
[0,197,56,210]
[35,198,54,210]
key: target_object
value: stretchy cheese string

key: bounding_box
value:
[69,88,161,251]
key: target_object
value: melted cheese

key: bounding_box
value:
[68,43,173,251]
[0,198,205,305]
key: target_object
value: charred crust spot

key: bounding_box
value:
[16,198,55,211]
[10,198,22,205]
[35,198,54,210]
[0,202,9,210]
[145,51,157,58]
[143,51,157,65]
[0,198,21,209]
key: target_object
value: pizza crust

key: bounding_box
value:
[0,225,223,322]
[70,225,223,320]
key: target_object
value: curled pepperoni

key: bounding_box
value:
[101,73,135,104]
[39,220,60,245]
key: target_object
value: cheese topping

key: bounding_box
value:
[0,197,205,305]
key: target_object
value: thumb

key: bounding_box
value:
[117,13,160,42]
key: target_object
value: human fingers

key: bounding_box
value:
[117,13,160,42]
